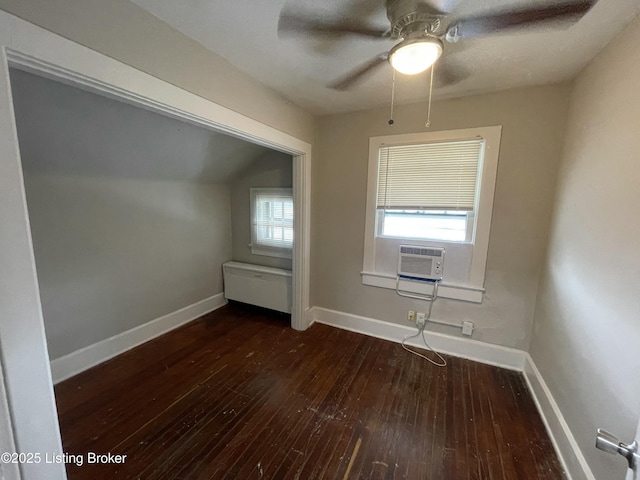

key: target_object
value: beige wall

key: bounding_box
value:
[313,84,571,350]
[231,152,293,270]
[530,15,640,480]
[0,0,316,144]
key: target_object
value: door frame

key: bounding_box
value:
[0,10,311,480]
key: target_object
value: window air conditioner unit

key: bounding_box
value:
[397,245,445,281]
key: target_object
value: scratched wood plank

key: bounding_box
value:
[222,330,366,480]
[459,358,481,480]
[54,303,564,479]
[474,365,498,478]
[308,339,380,479]
[288,337,377,479]
[338,339,402,480]
[357,345,411,480]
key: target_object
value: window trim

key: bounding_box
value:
[250,187,293,259]
[362,126,502,302]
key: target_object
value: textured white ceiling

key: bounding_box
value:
[131,0,640,115]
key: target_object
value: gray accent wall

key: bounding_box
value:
[10,69,277,360]
[23,175,231,359]
[230,152,293,270]
[529,14,640,480]
[10,69,271,182]
[313,84,571,351]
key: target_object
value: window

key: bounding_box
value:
[250,188,293,258]
[362,127,502,302]
[379,209,471,242]
[377,139,483,243]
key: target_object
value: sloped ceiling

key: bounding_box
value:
[10,68,276,182]
[131,0,640,115]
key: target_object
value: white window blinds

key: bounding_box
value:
[377,139,484,211]
[252,190,293,250]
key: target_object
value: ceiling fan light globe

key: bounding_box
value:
[389,39,443,75]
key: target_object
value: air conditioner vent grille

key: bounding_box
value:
[400,246,443,257]
[398,245,445,280]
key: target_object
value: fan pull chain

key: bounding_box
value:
[388,69,396,126]
[424,63,436,128]
[425,64,434,128]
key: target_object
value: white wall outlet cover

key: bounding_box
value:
[462,321,474,335]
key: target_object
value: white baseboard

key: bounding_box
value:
[310,306,526,371]
[50,293,227,384]
[523,354,596,480]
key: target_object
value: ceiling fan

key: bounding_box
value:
[278,0,597,90]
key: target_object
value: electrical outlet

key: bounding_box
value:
[416,312,426,327]
[462,321,474,336]
[407,310,416,322]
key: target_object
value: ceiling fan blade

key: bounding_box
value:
[278,12,389,39]
[434,59,469,88]
[445,0,596,42]
[328,54,389,90]
[424,0,463,15]
[339,0,387,21]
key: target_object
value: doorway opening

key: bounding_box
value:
[10,67,299,383]
[0,35,311,478]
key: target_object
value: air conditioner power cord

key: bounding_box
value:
[397,277,447,367]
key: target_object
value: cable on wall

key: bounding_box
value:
[396,277,447,367]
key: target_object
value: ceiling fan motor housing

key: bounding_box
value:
[386,0,443,39]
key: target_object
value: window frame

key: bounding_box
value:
[362,126,502,302]
[250,187,293,259]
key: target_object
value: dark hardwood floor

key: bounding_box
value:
[54,303,564,479]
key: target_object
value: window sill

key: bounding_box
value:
[360,271,484,303]
[250,245,292,260]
